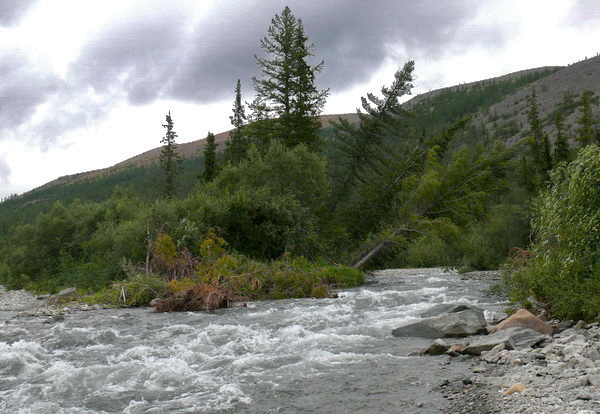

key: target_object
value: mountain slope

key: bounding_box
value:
[1,56,598,231]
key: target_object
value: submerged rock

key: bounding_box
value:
[392,309,487,338]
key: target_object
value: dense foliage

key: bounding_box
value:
[506,146,600,320]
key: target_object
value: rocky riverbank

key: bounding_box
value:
[439,319,600,413]
[0,285,48,312]
[0,286,108,320]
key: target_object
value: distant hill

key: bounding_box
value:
[2,55,598,231]
[33,113,361,193]
[403,55,599,144]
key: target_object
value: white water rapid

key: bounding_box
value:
[0,268,506,413]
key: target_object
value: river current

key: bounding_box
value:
[0,269,506,413]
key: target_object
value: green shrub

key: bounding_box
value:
[506,145,600,320]
[86,273,170,307]
[316,265,364,287]
[404,235,453,268]
[459,203,530,270]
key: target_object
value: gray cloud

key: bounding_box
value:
[169,0,502,101]
[24,90,114,149]
[0,1,508,144]
[568,0,600,27]
[0,51,62,133]
[0,0,37,27]
[70,12,189,105]
[71,1,503,106]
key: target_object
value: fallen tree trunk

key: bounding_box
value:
[353,240,389,269]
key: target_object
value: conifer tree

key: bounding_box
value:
[552,111,571,164]
[224,79,248,165]
[517,155,535,193]
[526,86,551,183]
[576,90,593,147]
[159,111,182,198]
[252,6,329,151]
[202,132,218,182]
[329,61,415,212]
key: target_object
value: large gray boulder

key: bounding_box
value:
[49,287,77,304]
[392,309,487,338]
[462,327,549,355]
[418,303,477,318]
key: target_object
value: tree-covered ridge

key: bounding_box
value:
[405,67,562,138]
[0,68,561,232]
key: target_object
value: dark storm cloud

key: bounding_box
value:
[0,0,37,27]
[168,0,504,102]
[0,51,62,132]
[70,12,188,105]
[20,1,504,117]
[168,4,261,102]
[0,1,507,143]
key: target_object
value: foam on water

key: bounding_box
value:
[0,269,506,413]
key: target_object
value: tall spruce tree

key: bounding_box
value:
[224,79,248,165]
[526,86,552,184]
[202,132,218,182]
[552,111,571,164]
[252,6,329,151]
[576,90,593,147]
[159,111,182,198]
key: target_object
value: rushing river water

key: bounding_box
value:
[0,269,506,414]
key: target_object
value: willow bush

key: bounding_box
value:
[506,145,600,320]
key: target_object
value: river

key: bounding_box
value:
[0,268,506,413]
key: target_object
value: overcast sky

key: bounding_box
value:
[1,0,599,198]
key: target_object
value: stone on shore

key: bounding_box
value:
[392,308,487,338]
[462,327,548,355]
[488,309,553,335]
[424,339,450,355]
[50,287,78,304]
[504,382,526,395]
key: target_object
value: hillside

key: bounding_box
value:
[28,56,600,193]
[404,55,600,143]
[1,56,598,232]
[32,113,361,193]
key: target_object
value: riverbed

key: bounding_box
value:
[0,268,506,413]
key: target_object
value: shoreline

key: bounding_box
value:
[440,322,600,414]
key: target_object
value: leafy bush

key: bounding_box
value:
[403,235,454,268]
[315,265,365,287]
[458,203,530,270]
[86,273,171,307]
[506,145,600,320]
